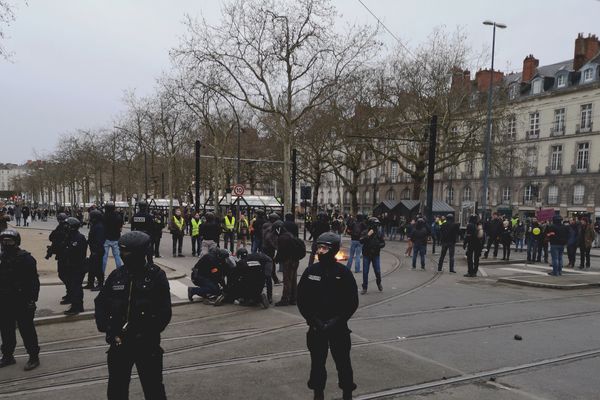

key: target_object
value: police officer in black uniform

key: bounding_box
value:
[131,200,154,263]
[297,232,358,400]
[85,209,106,291]
[63,217,87,315]
[227,248,270,308]
[307,212,331,268]
[0,230,41,371]
[187,248,230,303]
[46,212,69,304]
[94,231,171,400]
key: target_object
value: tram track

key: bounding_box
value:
[2,307,600,396]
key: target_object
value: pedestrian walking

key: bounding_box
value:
[297,232,358,400]
[274,221,305,306]
[94,231,171,399]
[463,215,484,277]
[169,209,185,257]
[345,214,366,273]
[0,230,41,371]
[84,209,105,291]
[409,218,429,270]
[546,215,568,276]
[152,210,165,258]
[578,217,596,269]
[437,214,459,272]
[360,217,385,294]
[62,217,87,315]
[483,212,501,259]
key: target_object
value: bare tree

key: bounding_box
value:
[173,0,380,212]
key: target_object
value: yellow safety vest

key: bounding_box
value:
[224,216,236,231]
[173,216,184,231]
[191,218,201,236]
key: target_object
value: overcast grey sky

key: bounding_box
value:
[1,0,599,164]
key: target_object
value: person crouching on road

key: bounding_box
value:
[297,232,358,400]
[187,247,230,304]
[0,230,41,371]
[94,231,172,400]
[359,217,385,295]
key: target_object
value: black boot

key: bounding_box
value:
[24,355,40,371]
[343,389,353,400]
[313,390,324,400]
[0,356,16,368]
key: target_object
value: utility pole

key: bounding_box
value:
[291,149,297,218]
[195,140,201,212]
[425,115,437,224]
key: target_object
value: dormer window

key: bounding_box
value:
[557,74,566,88]
[532,79,542,94]
[583,68,594,82]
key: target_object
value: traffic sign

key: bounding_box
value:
[232,184,245,197]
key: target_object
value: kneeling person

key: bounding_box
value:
[94,231,172,399]
[231,248,270,308]
[188,248,229,304]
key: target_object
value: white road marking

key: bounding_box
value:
[500,268,549,276]
[512,263,600,276]
[169,280,190,299]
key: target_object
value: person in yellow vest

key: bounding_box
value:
[190,211,202,257]
[222,209,236,253]
[236,212,249,251]
[169,208,185,257]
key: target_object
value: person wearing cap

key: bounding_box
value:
[499,220,513,261]
[84,209,106,291]
[546,215,569,276]
[0,230,41,371]
[94,231,171,399]
[297,232,358,400]
[437,214,459,273]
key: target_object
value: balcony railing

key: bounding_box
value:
[526,129,540,139]
[550,124,565,136]
[576,122,593,134]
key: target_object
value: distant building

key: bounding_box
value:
[0,163,26,193]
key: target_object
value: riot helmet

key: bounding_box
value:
[65,217,81,231]
[236,248,248,259]
[268,213,280,223]
[137,200,148,212]
[272,220,285,235]
[57,213,68,223]
[104,202,115,213]
[316,232,341,263]
[118,231,151,270]
[89,209,103,224]
[0,229,21,254]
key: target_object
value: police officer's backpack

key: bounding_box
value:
[290,237,307,260]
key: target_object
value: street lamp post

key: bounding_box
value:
[481,20,506,223]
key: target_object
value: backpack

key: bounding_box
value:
[290,237,307,260]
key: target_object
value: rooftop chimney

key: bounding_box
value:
[573,33,600,71]
[475,69,504,92]
[522,55,539,82]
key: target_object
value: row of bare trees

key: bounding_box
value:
[14,0,519,216]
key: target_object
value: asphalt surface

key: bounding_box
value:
[3,218,600,399]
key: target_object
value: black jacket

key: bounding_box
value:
[192,253,227,286]
[297,260,358,332]
[88,221,106,256]
[131,212,154,235]
[464,222,484,249]
[63,231,87,268]
[347,220,367,241]
[360,230,385,257]
[283,220,299,238]
[310,220,331,242]
[409,223,429,246]
[104,211,123,241]
[47,224,67,260]
[94,264,171,346]
[439,221,460,244]
[252,217,266,240]
[546,223,568,246]
[0,249,40,305]
[199,221,221,242]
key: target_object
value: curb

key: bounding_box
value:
[497,276,600,290]
[33,299,192,326]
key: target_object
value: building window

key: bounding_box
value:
[532,79,542,94]
[583,68,594,82]
[364,191,370,203]
[576,142,590,171]
[391,162,398,182]
[580,104,592,131]
[466,160,474,174]
[550,145,562,172]
[557,74,567,88]
[528,112,540,138]
[386,189,395,201]
[509,84,519,99]
[524,185,534,203]
[501,187,511,204]
[526,148,537,175]
[573,184,585,204]
[547,185,559,204]
[507,115,517,138]
[446,187,454,205]
[462,186,472,202]
[401,188,411,200]
[552,108,565,135]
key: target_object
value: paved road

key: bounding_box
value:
[4,218,600,399]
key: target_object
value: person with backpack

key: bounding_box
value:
[274,221,306,306]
